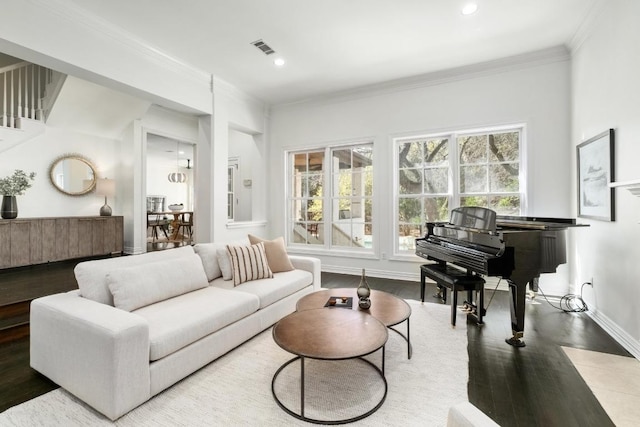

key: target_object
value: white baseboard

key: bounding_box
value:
[322,264,421,282]
[321,265,511,292]
[587,308,640,360]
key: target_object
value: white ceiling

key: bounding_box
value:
[66,0,598,105]
[147,134,194,167]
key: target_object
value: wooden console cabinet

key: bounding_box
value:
[0,216,123,269]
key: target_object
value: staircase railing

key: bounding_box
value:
[1,61,50,129]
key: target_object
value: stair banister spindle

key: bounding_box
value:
[2,71,6,128]
[23,66,27,118]
[30,65,34,119]
[24,66,29,118]
[37,66,42,114]
[9,69,14,128]
[17,66,21,120]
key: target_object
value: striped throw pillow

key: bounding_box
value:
[227,242,274,286]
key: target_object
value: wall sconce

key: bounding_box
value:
[96,178,115,216]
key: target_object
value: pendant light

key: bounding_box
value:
[168,141,188,183]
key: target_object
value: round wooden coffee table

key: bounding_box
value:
[272,308,388,424]
[297,288,412,359]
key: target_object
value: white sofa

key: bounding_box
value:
[30,242,321,420]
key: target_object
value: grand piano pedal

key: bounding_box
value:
[505,336,526,347]
[526,291,541,304]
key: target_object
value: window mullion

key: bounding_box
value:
[323,146,331,249]
[449,134,459,208]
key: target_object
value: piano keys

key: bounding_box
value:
[415,206,587,347]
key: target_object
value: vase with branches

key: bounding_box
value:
[0,170,36,219]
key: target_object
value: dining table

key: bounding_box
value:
[147,211,193,241]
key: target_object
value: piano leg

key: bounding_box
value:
[505,279,526,347]
[528,277,539,300]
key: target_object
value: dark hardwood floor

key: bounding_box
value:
[323,273,628,427]
[0,262,632,426]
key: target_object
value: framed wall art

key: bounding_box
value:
[576,129,615,221]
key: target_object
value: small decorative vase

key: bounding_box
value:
[357,268,371,309]
[1,195,18,219]
[358,297,371,310]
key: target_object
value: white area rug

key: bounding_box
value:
[1,300,468,426]
[563,346,640,427]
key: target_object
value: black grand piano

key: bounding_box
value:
[415,206,587,347]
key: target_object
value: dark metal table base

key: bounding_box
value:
[271,347,387,425]
[388,317,412,359]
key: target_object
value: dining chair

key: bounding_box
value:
[176,212,193,242]
[147,213,170,241]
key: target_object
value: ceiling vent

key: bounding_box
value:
[251,39,275,56]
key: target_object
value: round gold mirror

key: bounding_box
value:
[49,155,97,196]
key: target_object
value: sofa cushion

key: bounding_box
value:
[133,286,260,361]
[247,234,295,273]
[107,254,209,312]
[227,242,273,286]
[194,238,251,282]
[75,245,196,306]
[193,243,226,281]
[213,269,313,309]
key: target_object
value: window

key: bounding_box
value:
[287,143,373,251]
[227,160,237,221]
[396,127,523,252]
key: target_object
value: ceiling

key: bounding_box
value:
[147,134,194,167]
[66,0,598,105]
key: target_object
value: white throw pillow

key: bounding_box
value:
[217,248,233,280]
[226,242,273,286]
[193,243,225,281]
[107,254,209,311]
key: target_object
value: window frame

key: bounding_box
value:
[393,124,527,257]
[285,140,375,256]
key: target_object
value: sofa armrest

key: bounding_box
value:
[288,255,321,290]
[30,292,151,420]
[447,402,500,427]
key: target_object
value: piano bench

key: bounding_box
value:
[420,263,486,326]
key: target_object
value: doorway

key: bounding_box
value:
[145,133,195,251]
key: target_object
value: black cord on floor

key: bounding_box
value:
[537,282,590,313]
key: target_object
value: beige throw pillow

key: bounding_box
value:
[227,242,273,286]
[247,234,295,273]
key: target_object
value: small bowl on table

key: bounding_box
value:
[168,204,183,212]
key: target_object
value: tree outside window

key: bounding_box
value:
[396,128,522,252]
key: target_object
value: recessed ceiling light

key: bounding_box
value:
[462,3,478,15]
[274,58,285,67]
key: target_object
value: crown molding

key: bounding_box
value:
[212,75,265,106]
[272,46,571,111]
[567,0,607,53]
[33,0,211,87]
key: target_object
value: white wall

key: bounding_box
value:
[571,0,640,358]
[145,149,194,210]
[209,78,269,242]
[0,1,211,115]
[270,55,573,293]
[228,128,257,222]
[0,126,121,218]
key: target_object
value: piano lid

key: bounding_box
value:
[496,215,588,230]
